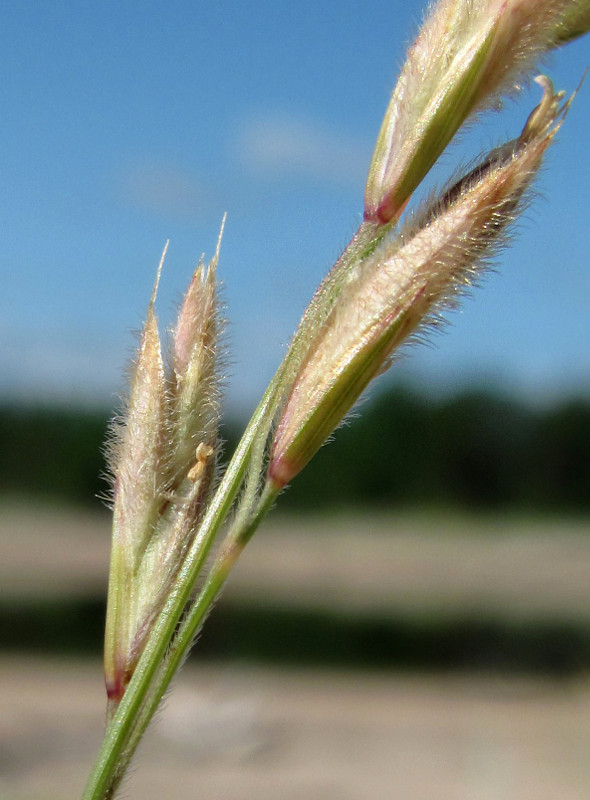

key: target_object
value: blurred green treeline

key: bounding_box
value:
[1,383,589,512]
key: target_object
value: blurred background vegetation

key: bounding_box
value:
[2,381,589,514]
[2,381,590,675]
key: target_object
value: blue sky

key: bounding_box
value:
[1,1,589,415]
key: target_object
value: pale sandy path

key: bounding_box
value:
[1,505,590,621]
[2,657,590,800]
[2,507,590,798]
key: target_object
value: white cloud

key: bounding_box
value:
[235,112,371,188]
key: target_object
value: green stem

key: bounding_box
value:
[81,382,280,800]
[117,481,280,770]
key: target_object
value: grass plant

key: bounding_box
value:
[82,1,590,797]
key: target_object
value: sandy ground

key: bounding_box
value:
[2,507,590,798]
[2,657,590,800]
[1,504,590,621]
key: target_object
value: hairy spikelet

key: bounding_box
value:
[270,77,568,488]
[104,230,224,709]
[130,230,224,672]
[365,0,589,223]
[169,219,224,490]
[104,246,169,705]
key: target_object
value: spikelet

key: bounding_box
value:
[364,0,590,224]
[169,217,223,487]
[104,246,169,707]
[270,77,570,488]
[104,229,223,711]
[129,227,224,673]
